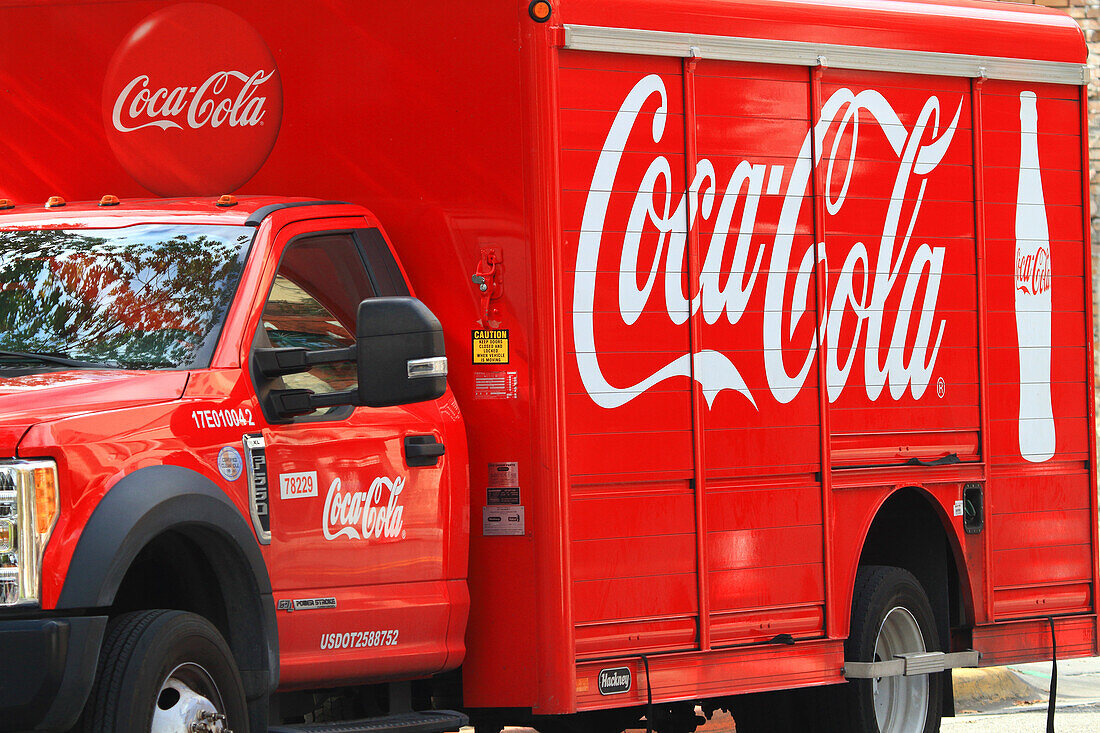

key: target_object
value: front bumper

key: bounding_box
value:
[0,615,106,732]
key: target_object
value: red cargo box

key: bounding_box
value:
[0,0,1095,726]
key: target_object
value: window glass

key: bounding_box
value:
[0,224,252,371]
[260,234,375,399]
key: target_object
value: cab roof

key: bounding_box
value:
[0,196,357,230]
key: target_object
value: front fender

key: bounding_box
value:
[56,465,277,703]
[57,464,270,608]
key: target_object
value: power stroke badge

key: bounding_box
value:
[278,597,337,613]
[598,667,631,695]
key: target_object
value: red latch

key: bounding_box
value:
[472,248,505,325]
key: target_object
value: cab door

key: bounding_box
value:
[247,218,453,686]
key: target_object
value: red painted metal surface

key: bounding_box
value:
[0,0,1095,719]
[552,0,1096,713]
[681,54,713,654]
[809,62,838,639]
[1079,81,1100,650]
[974,614,1096,666]
[970,74,996,625]
[574,638,846,709]
[515,7,578,714]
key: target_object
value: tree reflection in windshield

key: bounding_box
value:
[0,225,253,370]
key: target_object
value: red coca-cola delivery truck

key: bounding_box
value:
[0,0,1096,732]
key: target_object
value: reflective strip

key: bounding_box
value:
[844,650,981,679]
[562,25,1089,85]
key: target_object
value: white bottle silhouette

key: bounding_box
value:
[1015,91,1055,463]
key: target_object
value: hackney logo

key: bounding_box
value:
[102,3,283,196]
[598,667,632,695]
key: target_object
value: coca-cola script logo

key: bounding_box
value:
[1015,246,1052,296]
[102,3,282,196]
[322,476,406,542]
[575,76,961,410]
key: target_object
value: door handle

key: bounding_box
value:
[405,435,445,467]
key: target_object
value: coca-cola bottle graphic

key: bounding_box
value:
[1015,90,1055,463]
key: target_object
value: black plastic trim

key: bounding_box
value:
[57,465,271,606]
[405,435,445,467]
[245,200,351,227]
[56,465,279,702]
[963,482,985,535]
[0,615,107,732]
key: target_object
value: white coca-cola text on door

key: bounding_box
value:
[573,75,959,411]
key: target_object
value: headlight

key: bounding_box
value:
[0,460,59,606]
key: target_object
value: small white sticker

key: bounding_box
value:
[487,461,520,505]
[280,471,319,499]
[953,500,964,517]
[474,371,519,400]
[483,506,525,536]
[217,446,244,482]
[488,461,519,488]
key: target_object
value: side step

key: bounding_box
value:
[270,710,469,733]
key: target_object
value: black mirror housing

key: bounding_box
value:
[356,297,447,407]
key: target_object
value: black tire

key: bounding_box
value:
[833,566,943,733]
[80,609,248,733]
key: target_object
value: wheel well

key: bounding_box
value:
[110,525,271,702]
[112,530,229,637]
[857,488,965,650]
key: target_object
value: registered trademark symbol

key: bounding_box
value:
[401,530,406,539]
[936,377,946,399]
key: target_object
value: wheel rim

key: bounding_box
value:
[871,606,928,733]
[150,662,232,733]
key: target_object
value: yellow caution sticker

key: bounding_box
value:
[472,329,509,364]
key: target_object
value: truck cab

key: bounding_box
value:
[0,196,469,732]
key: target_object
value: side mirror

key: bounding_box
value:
[356,297,448,408]
[252,296,447,420]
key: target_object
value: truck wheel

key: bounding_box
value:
[841,566,943,733]
[80,610,248,733]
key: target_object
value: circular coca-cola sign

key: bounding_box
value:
[102,3,282,196]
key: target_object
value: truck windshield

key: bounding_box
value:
[0,224,253,370]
